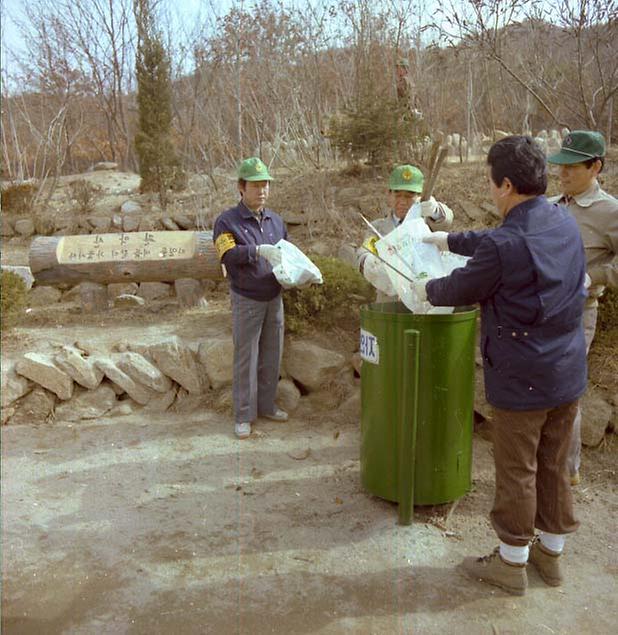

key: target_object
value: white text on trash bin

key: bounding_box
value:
[360,329,380,364]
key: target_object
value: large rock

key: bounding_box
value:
[581,388,613,447]
[28,286,62,307]
[15,353,74,400]
[9,387,56,425]
[114,294,145,308]
[283,340,347,391]
[94,357,158,405]
[198,338,234,389]
[276,379,301,413]
[122,215,140,232]
[1,362,33,407]
[138,282,171,301]
[54,345,104,390]
[175,278,206,308]
[1,217,15,237]
[88,216,112,232]
[55,384,116,421]
[1,265,34,289]
[14,218,35,237]
[132,337,202,394]
[143,386,177,412]
[172,213,194,230]
[120,200,142,215]
[161,217,180,231]
[117,352,173,393]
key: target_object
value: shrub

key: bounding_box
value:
[67,179,100,214]
[1,271,28,331]
[1,181,36,215]
[283,255,374,334]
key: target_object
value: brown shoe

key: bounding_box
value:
[461,548,527,596]
[528,538,563,586]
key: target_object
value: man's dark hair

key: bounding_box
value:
[238,179,247,189]
[487,136,547,195]
[583,157,604,172]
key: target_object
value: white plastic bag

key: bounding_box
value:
[271,239,323,289]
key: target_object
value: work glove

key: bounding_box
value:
[420,197,454,226]
[584,273,591,290]
[410,277,428,303]
[422,231,450,252]
[363,254,396,296]
[257,244,282,267]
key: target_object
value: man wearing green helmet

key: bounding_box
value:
[213,157,289,439]
[356,164,454,300]
[547,131,618,485]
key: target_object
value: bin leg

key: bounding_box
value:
[398,329,420,525]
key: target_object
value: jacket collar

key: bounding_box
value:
[565,181,605,208]
[238,200,272,220]
[502,196,544,224]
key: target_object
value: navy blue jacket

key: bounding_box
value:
[426,196,587,410]
[213,201,287,301]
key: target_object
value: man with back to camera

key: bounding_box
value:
[416,136,587,596]
[213,157,288,440]
[546,131,617,486]
[356,164,454,301]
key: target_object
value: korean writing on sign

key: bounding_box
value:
[56,231,196,264]
[360,328,380,365]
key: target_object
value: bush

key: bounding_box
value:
[1,271,28,331]
[1,181,36,215]
[283,255,374,334]
[67,179,100,214]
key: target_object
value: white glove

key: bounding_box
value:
[257,244,282,267]
[584,273,591,290]
[420,197,454,226]
[363,255,396,296]
[410,278,428,302]
[422,231,450,252]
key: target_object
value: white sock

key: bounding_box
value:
[538,531,566,554]
[499,541,529,564]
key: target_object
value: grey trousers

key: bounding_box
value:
[567,303,598,476]
[230,290,284,424]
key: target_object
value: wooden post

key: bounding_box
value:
[29,230,223,286]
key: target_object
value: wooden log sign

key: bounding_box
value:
[30,231,224,285]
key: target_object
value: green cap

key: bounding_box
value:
[237,157,273,181]
[389,164,424,193]
[547,130,606,165]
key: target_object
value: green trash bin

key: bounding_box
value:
[360,301,477,525]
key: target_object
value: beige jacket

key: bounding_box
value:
[550,181,618,306]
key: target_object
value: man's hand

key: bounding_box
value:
[411,277,428,302]
[422,231,450,252]
[257,244,282,267]
[420,197,454,225]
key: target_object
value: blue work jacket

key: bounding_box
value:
[426,196,587,410]
[213,201,288,301]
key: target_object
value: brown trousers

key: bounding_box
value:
[490,401,580,547]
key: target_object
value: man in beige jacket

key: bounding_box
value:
[548,131,618,484]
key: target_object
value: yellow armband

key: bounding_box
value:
[362,235,378,255]
[215,232,237,259]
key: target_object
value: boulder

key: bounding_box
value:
[28,286,62,307]
[107,282,139,299]
[283,340,347,391]
[14,218,35,237]
[54,345,104,390]
[133,337,202,394]
[88,216,112,232]
[55,384,116,421]
[15,353,74,400]
[276,379,301,413]
[92,161,118,171]
[1,362,33,407]
[172,213,194,230]
[143,386,177,412]
[137,282,171,301]
[9,387,56,425]
[1,265,34,290]
[112,214,123,229]
[581,388,613,446]
[175,278,206,308]
[120,200,142,215]
[116,352,173,393]
[94,357,158,405]
[122,215,140,232]
[138,217,162,232]
[198,338,234,389]
[1,217,15,237]
[114,294,145,308]
[161,217,180,231]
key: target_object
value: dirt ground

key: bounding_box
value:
[2,161,618,634]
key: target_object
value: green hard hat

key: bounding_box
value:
[237,157,273,181]
[547,130,606,165]
[389,164,424,193]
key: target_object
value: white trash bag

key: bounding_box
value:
[271,239,323,289]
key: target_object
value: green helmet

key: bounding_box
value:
[389,164,424,193]
[547,130,606,165]
[237,157,273,181]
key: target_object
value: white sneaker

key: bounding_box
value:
[261,408,288,422]
[235,422,251,439]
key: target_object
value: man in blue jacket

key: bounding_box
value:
[213,157,288,439]
[417,136,587,596]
